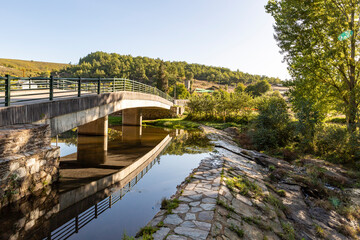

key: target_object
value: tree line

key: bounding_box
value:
[53,51,282,88]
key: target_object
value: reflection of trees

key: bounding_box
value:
[164,131,213,155]
[108,128,122,141]
[53,129,77,145]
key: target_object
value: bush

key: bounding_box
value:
[313,124,360,163]
[251,95,293,150]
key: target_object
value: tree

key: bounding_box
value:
[234,83,246,93]
[169,83,190,99]
[157,61,168,93]
[185,72,194,80]
[245,80,271,97]
[265,0,360,132]
[252,95,292,150]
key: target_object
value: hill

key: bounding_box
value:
[56,51,283,87]
[0,58,68,77]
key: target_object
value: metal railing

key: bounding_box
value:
[0,75,173,106]
[45,157,159,240]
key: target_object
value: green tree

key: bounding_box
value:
[245,80,271,97]
[185,72,194,80]
[157,61,168,93]
[265,0,360,132]
[169,83,190,99]
[252,95,292,150]
[234,83,246,93]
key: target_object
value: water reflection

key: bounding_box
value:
[77,135,108,165]
[0,126,214,240]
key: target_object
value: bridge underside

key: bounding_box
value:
[0,91,173,136]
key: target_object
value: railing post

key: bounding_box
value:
[78,77,82,97]
[50,76,54,101]
[132,80,134,92]
[5,75,10,106]
[98,77,101,94]
[113,78,115,92]
[75,216,79,233]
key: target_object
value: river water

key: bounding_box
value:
[0,125,213,240]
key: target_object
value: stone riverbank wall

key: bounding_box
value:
[0,124,60,208]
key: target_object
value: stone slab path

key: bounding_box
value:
[147,156,223,240]
[144,126,353,240]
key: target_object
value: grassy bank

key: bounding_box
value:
[108,116,122,126]
[143,117,242,130]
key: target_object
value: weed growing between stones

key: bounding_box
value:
[315,224,326,238]
[157,221,164,228]
[216,198,235,212]
[3,174,19,201]
[241,216,272,231]
[265,183,287,197]
[279,221,295,240]
[161,198,180,214]
[264,194,286,212]
[185,173,194,183]
[122,232,135,240]
[225,174,263,199]
[229,223,244,237]
[135,225,158,239]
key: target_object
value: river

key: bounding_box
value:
[0,125,213,240]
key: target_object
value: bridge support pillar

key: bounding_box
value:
[122,109,142,126]
[78,116,108,136]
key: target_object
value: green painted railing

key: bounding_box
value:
[0,75,173,106]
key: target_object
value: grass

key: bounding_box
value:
[241,216,272,231]
[143,117,200,130]
[161,198,180,214]
[265,183,287,197]
[156,221,164,228]
[264,194,286,212]
[0,58,67,77]
[229,224,244,237]
[135,226,158,239]
[225,175,263,199]
[315,224,326,238]
[216,199,235,212]
[108,116,122,125]
[279,221,295,240]
[143,117,243,130]
[185,173,195,183]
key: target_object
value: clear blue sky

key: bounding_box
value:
[1,0,290,79]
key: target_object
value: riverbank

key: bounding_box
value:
[143,117,242,130]
[136,126,360,240]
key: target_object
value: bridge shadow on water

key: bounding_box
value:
[0,126,213,240]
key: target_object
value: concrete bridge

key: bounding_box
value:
[0,77,174,136]
[0,76,176,208]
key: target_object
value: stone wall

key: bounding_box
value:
[0,124,60,208]
[0,187,59,240]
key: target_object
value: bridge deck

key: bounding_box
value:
[0,89,99,107]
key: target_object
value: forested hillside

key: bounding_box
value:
[0,58,67,77]
[56,51,282,86]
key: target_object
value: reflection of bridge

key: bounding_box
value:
[0,76,174,136]
[47,130,173,240]
[0,126,174,240]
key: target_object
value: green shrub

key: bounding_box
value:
[313,124,360,163]
[252,95,293,150]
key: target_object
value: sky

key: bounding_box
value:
[1,0,290,79]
